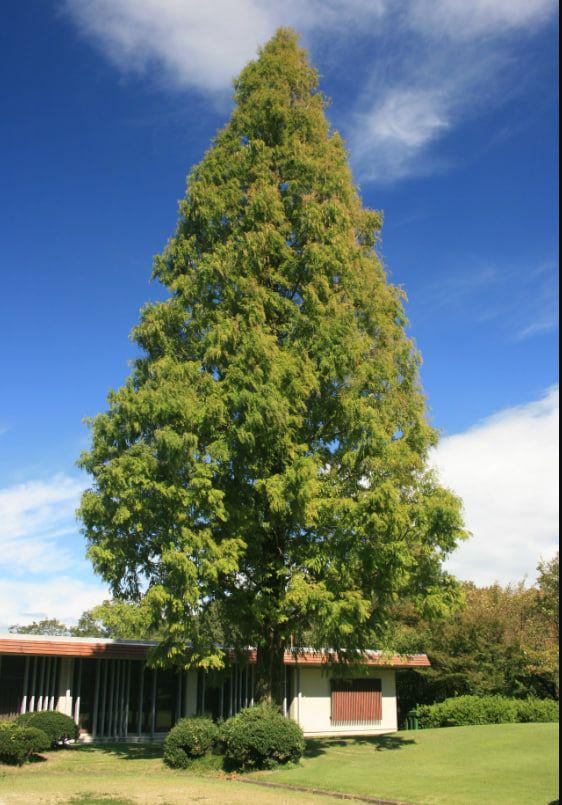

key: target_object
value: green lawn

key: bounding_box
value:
[0,723,557,804]
[255,723,559,805]
[0,743,340,805]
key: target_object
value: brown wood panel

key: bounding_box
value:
[282,651,430,668]
[331,678,382,723]
[1,639,429,668]
[0,639,152,660]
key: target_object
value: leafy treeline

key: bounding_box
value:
[9,599,156,640]
[394,553,559,717]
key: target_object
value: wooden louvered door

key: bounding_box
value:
[330,678,382,725]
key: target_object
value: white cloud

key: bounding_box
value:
[0,475,84,574]
[409,0,556,40]
[64,0,274,94]
[0,576,107,632]
[352,87,452,182]
[432,387,559,586]
[62,0,388,95]
[62,0,556,182]
[0,474,108,630]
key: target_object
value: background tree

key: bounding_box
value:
[10,618,70,636]
[393,559,559,717]
[78,28,465,703]
[72,600,157,640]
[536,552,559,641]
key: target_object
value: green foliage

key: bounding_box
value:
[16,711,79,746]
[515,697,559,723]
[413,695,559,729]
[9,619,71,636]
[394,570,560,717]
[77,27,465,699]
[220,703,305,769]
[0,723,50,765]
[163,717,219,768]
[536,552,559,641]
[72,599,157,640]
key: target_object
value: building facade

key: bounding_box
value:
[0,634,429,739]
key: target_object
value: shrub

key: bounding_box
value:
[16,711,79,747]
[220,703,305,770]
[0,724,50,765]
[515,698,559,723]
[163,717,219,768]
[413,695,559,729]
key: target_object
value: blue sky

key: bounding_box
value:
[0,1,558,628]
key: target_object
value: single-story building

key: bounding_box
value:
[0,634,429,740]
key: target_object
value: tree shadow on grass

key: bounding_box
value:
[67,795,135,805]
[27,753,49,764]
[76,743,163,761]
[75,742,233,773]
[304,734,417,759]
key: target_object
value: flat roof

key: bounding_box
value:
[0,634,430,667]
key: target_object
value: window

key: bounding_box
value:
[330,678,382,725]
[0,656,26,720]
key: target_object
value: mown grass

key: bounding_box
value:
[0,722,557,804]
[0,742,338,804]
[253,722,559,805]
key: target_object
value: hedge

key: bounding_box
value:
[0,723,51,765]
[412,695,559,729]
[163,717,219,768]
[220,703,305,770]
[16,711,79,747]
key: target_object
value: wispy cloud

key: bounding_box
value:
[432,386,559,585]
[0,576,107,632]
[351,87,453,183]
[409,0,556,40]
[0,475,84,575]
[347,0,555,182]
[414,258,558,341]
[62,0,556,183]
[417,262,500,314]
[515,261,559,340]
[0,474,108,629]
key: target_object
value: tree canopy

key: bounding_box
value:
[392,555,560,716]
[78,28,465,702]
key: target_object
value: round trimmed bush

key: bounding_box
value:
[163,717,219,768]
[0,723,51,765]
[221,703,305,770]
[16,711,79,747]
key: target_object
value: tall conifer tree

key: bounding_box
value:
[79,29,465,703]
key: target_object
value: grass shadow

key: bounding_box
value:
[67,795,135,805]
[76,743,163,761]
[304,733,417,759]
[75,743,235,774]
[28,753,49,764]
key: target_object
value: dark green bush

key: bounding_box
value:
[16,710,79,746]
[515,698,559,723]
[413,695,559,729]
[220,703,305,770]
[0,723,51,765]
[163,717,219,768]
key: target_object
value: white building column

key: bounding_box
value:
[56,657,74,716]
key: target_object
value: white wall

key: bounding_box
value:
[290,666,397,736]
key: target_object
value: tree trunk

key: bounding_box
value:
[254,628,285,707]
